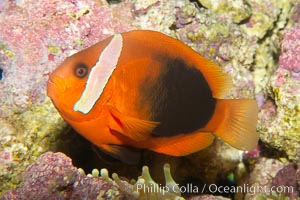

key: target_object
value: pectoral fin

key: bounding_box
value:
[107,107,159,141]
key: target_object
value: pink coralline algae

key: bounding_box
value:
[241,158,285,199]
[0,0,133,114]
[278,23,300,78]
[170,2,258,100]
[1,151,235,200]
[0,152,134,200]
[0,0,134,193]
[257,21,300,162]
[271,163,300,199]
[1,0,299,199]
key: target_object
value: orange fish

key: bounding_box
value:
[47,30,259,164]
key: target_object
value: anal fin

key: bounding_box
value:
[150,131,215,156]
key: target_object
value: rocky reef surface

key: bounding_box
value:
[1,151,229,200]
[1,152,135,200]
[1,0,300,199]
[258,21,300,162]
[0,0,133,193]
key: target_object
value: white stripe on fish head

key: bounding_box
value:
[73,34,123,114]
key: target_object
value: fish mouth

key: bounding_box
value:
[47,75,65,99]
[47,75,68,95]
[46,78,56,99]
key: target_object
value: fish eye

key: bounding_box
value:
[74,63,88,78]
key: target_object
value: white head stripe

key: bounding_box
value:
[73,34,123,114]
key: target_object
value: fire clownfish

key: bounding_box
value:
[47,30,259,164]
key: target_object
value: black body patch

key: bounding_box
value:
[141,57,216,137]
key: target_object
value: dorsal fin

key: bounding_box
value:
[122,30,233,99]
[194,57,233,99]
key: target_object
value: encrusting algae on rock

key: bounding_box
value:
[257,22,300,162]
[0,100,67,193]
[1,152,135,199]
[1,0,300,199]
[1,152,183,200]
[198,0,252,24]
[0,0,133,194]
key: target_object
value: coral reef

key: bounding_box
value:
[198,0,252,23]
[271,163,300,198]
[0,100,67,193]
[248,0,294,95]
[129,0,178,36]
[237,157,300,200]
[257,22,300,162]
[1,0,300,198]
[239,158,285,199]
[103,164,183,199]
[0,0,132,114]
[1,152,135,200]
[188,195,230,200]
[279,23,300,77]
[240,0,291,39]
[0,0,133,193]
[1,152,187,200]
[174,3,256,99]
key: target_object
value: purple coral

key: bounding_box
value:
[1,152,133,200]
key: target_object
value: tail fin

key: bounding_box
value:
[212,99,259,151]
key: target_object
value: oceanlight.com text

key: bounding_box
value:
[206,184,293,196]
[136,183,294,196]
